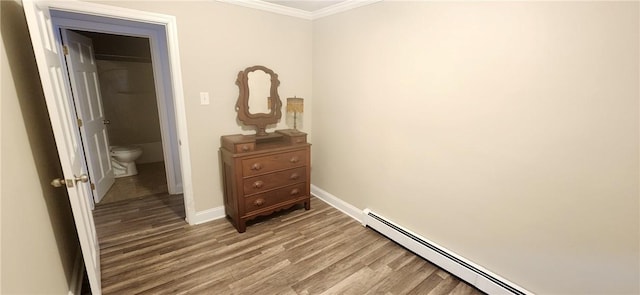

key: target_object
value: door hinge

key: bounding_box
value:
[63,45,69,55]
[90,182,95,190]
[77,118,83,127]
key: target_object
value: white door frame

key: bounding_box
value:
[36,0,196,223]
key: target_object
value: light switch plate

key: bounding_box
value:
[200,92,210,105]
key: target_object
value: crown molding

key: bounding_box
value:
[217,0,382,20]
[311,0,381,19]
[217,0,313,20]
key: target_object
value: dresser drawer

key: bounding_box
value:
[234,142,255,153]
[221,134,255,153]
[242,150,307,176]
[244,183,307,214]
[243,167,306,195]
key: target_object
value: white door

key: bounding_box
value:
[23,1,102,294]
[61,29,114,203]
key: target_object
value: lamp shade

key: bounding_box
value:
[286,97,304,113]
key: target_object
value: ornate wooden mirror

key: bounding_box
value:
[235,65,282,136]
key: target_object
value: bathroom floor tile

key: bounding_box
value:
[100,162,168,204]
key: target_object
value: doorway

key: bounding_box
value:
[51,10,192,210]
[68,30,170,204]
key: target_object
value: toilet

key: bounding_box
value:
[110,145,143,178]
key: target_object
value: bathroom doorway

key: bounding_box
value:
[62,29,172,205]
[51,10,190,213]
[74,30,168,204]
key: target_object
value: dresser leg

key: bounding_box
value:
[304,199,310,210]
[237,221,246,233]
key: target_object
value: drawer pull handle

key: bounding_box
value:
[251,163,262,171]
[254,198,265,206]
[253,181,264,189]
[290,173,299,180]
[290,188,300,195]
[289,156,299,163]
[242,145,250,151]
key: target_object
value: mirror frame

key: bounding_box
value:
[235,65,282,136]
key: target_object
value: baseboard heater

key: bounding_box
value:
[362,209,532,295]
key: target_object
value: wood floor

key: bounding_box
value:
[93,194,484,295]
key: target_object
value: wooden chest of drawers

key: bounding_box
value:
[220,130,310,233]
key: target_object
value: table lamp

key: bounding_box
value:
[286,96,303,131]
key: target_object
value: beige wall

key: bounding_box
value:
[1,0,79,293]
[93,0,313,211]
[312,2,639,294]
[97,60,162,147]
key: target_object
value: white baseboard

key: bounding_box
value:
[191,206,226,225]
[312,184,532,295]
[311,184,364,224]
[68,249,84,295]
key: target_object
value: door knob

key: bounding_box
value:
[75,174,89,183]
[51,178,67,187]
[50,174,89,188]
[103,119,111,125]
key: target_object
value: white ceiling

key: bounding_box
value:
[262,0,347,12]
